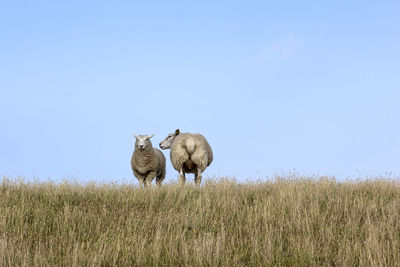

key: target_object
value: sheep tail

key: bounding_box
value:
[185,136,196,154]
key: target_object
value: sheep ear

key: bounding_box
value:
[134,134,138,139]
[147,134,155,139]
[175,129,180,135]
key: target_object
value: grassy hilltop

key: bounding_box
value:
[1,177,399,266]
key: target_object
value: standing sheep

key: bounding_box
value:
[159,129,213,186]
[131,134,166,188]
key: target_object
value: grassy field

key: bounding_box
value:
[1,177,399,266]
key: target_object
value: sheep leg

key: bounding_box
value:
[133,169,145,188]
[138,179,144,188]
[155,172,164,187]
[179,168,186,185]
[194,168,202,187]
[144,171,156,188]
[156,170,166,187]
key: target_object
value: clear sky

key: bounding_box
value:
[1,1,399,183]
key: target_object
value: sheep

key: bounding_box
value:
[159,129,213,186]
[131,134,166,188]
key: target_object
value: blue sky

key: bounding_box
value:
[1,1,399,183]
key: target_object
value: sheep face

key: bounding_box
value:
[159,129,180,150]
[134,134,154,151]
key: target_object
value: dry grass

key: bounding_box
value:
[1,176,399,266]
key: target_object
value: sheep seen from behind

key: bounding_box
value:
[131,134,166,188]
[159,129,213,186]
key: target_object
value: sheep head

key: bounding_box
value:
[134,134,154,150]
[159,129,180,150]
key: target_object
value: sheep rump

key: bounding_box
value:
[170,133,213,174]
